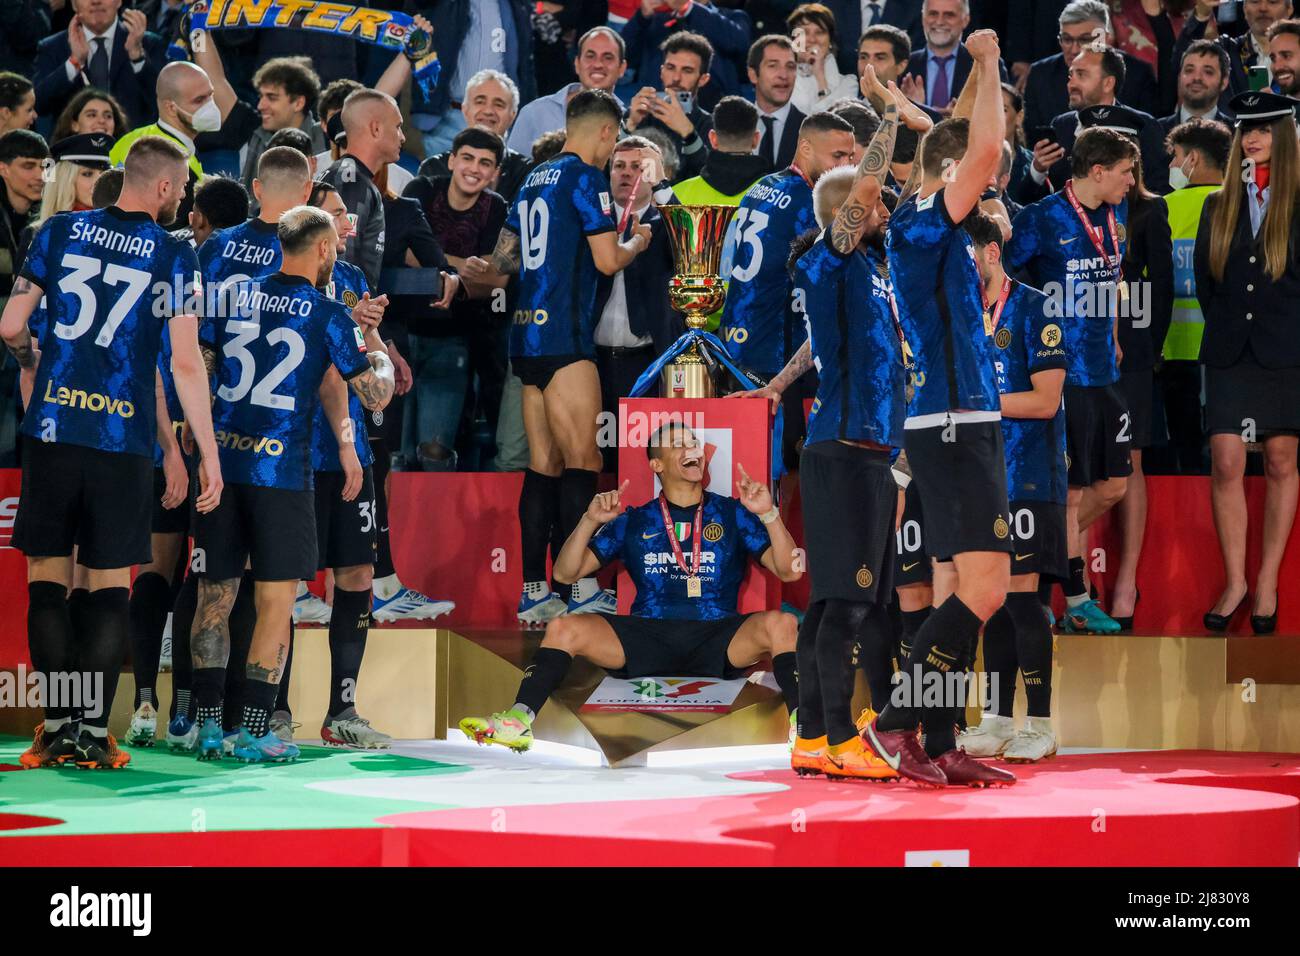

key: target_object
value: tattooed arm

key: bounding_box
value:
[347,328,395,412]
[0,276,42,367]
[459,230,520,291]
[727,339,815,411]
[191,577,241,670]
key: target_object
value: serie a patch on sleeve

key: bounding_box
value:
[600,191,613,216]
[353,325,366,351]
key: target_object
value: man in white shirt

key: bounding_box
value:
[749,34,804,171]
[508,27,628,154]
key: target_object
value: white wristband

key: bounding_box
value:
[759,508,780,525]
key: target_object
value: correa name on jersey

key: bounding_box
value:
[1005,192,1128,386]
[886,188,1000,417]
[208,273,370,491]
[18,207,201,457]
[794,230,905,447]
[718,169,816,375]
[505,152,615,361]
[588,492,771,621]
[992,281,1069,503]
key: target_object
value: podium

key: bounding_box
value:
[615,397,780,615]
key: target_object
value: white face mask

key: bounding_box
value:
[1168,157,1194,190]
[187,99,222,134]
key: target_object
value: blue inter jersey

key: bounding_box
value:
[588,492,771,621]
[505,152,615,360]
[794,232,906,447]
[993,281,1068,504]
[208,273,371,491]
[1004,190,1127,386]
[718,168,817,375]
[19,206,201,458]
[312,259,375,472]
[886,188,1000,417]
[153,326,185,467]
[197,217,283,347]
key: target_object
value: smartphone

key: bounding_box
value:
[1248,65,1270,92]
[1027,125,1058,149]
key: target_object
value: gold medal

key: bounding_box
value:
[1117,279,1129,302]
[982,309,995,338]
[686,575,702,598]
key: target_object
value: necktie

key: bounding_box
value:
[864,1,881,27]
[87,36,109,88]
[760,115,777,168]
[930,53,954,108]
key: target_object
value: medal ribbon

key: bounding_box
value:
[658,494,703,581]
[1063,180,1122,282]
[982,274,1013,332]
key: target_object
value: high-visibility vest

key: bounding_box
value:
[109,124,204,179]
[1164,184,1217,361]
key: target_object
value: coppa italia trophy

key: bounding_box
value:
[630,205,760,399]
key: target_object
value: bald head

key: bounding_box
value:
[338,88,404,168]
[157,61,216,138]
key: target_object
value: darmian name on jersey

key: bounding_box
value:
[41,381,135,418]
[67,219,155,259]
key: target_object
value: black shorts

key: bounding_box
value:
[1065,383,1133,486]
[894,481,932,586]
[1007,499,1069,580]
[193,483,317,581]
[1117,368,1155,449]
[1205,353,1300,436]
[601,613,754,679]
[12,441,153,569]
[314,467,377,571]
[151,466,192,535]
[799,441,896,604]
[512,354,590,390]
[903,418,1013,560]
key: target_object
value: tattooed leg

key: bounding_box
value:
[192,577,240,670]
[247,581,297,684]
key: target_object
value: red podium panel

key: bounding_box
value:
[616,398,780,615]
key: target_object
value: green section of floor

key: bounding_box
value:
[0,735,470,837]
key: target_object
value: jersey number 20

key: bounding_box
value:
[55,253,152,346]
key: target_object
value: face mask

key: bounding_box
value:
[1168,158,1193,190]
[186,99,222,134]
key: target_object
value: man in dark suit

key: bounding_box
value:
[624,31,716,183]
[621,0,752,101]
[33,0,168,129]
[821,0,924,76]
[857,23,944,124]
[1174,0,1294,97]
[1158,38,1235,137]
[592,138,678,468]
[749,34,805,172]
[1022,0,1159,130]
[901,0,1005,111]
[1017,47,1169,202]
[1005,0,1068,87]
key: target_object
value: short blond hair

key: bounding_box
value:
[123,135,188,188]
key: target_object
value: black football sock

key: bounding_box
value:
[129,571,172,711]
[274,618,295,716]
[76,588,129,734]
[328,586,372,718]
[1037,575,1056,607]
[371,439,396,579]
[772,651,799,714]
[512,646,572,718]
[28,582,76,726]
[223,572,256,730]
[241,677,279,740]
[1007,591,1054,718]
[982,605,1018,719]
[817,599,870,746]
[194,664,225,729]
[519,469,560,585]
[855,602,897,715]
[559,468,599,543]
[795,601,826,740]
[1065,556,1087,601]
[898,606,930,665]
[878,594,981,755]
[169,573,197,723]
[67,586,91,724]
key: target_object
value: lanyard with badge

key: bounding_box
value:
[981,274,1013,337]
[1063,180,1127,303]
[658,493,703,598]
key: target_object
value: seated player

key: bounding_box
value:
[957,212,1067,763]
[459,422,802,753]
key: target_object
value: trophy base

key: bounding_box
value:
[661,350,715,399]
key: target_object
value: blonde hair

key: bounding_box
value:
[1208,115,1300,282]
[35,161,88,226]
[811,165,856,228]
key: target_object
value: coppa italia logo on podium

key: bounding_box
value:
[581,676,748,713]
